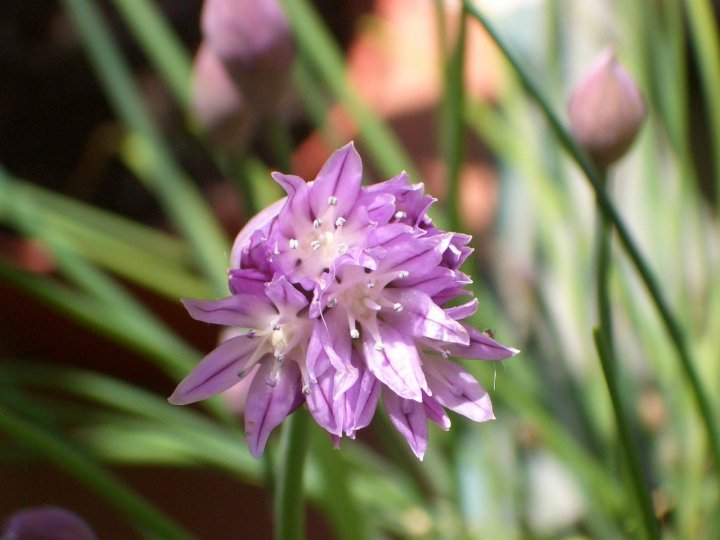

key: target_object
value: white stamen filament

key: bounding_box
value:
[363,297,382,311]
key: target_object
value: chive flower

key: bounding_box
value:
[170,143,518,459]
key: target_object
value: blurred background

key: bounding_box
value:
[1,0,719,538]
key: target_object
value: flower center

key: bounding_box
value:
[329,266,409,345]
[285,196,362,281]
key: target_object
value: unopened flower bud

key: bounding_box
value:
[201,0,295,114]
[568,49,646,168]
[2,506,96,540]
[191,43,257,153]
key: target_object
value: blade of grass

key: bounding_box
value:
[3,178,211,299]
[11,180,191,263]
[109,0,193,109]
[62,0,228,296]
[683,0,720,209]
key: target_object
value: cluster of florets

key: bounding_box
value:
[169,143,518,459]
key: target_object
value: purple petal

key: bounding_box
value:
[182,295,276,327]
[375,232,449,276]
[229,268,271,296]
[384,288,469,345]
[441,232,473,269]
[244,360,303,457]
[306,312,355,390]
[265,275,308,313]
[366,223,415,251]
[311,142,362,219]
[366,172,435,227]
[342,355,380,435]
[399,267,472,300]
[306,365,343,435]
[271,172,312,236]
[231,196,286,268]
[423,394,451,430]
[362,324,427,401]
[383,388,428,460]
[447,326,520,360]
[425,357,495,423]
[444,298,479,321]
[168,336,260,405]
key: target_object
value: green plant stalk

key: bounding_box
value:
[593,330,660,539]
[463,0,720,479]
[274,409,309,540]
[0,402,193,540]
[440,3,468,233]
[310,426,368,540]
[594,201,660,539]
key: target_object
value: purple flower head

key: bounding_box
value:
[171,143,518,458]
[2,506,96,540]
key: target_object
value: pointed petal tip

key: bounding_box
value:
[167,392,192,406]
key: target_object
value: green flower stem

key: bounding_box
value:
[594,180,660,538]
[274,409,309,540]
[440,3,468,233]
[595,174,614,348]
[0,401,193,540]
[463,0,720,480]
[593,330,660,539]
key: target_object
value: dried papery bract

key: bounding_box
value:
[568,48,646,169]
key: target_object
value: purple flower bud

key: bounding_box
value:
[1,506,96,540]
[568,48,646,168]
[201,0,295,114]
[191,43,257,152]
